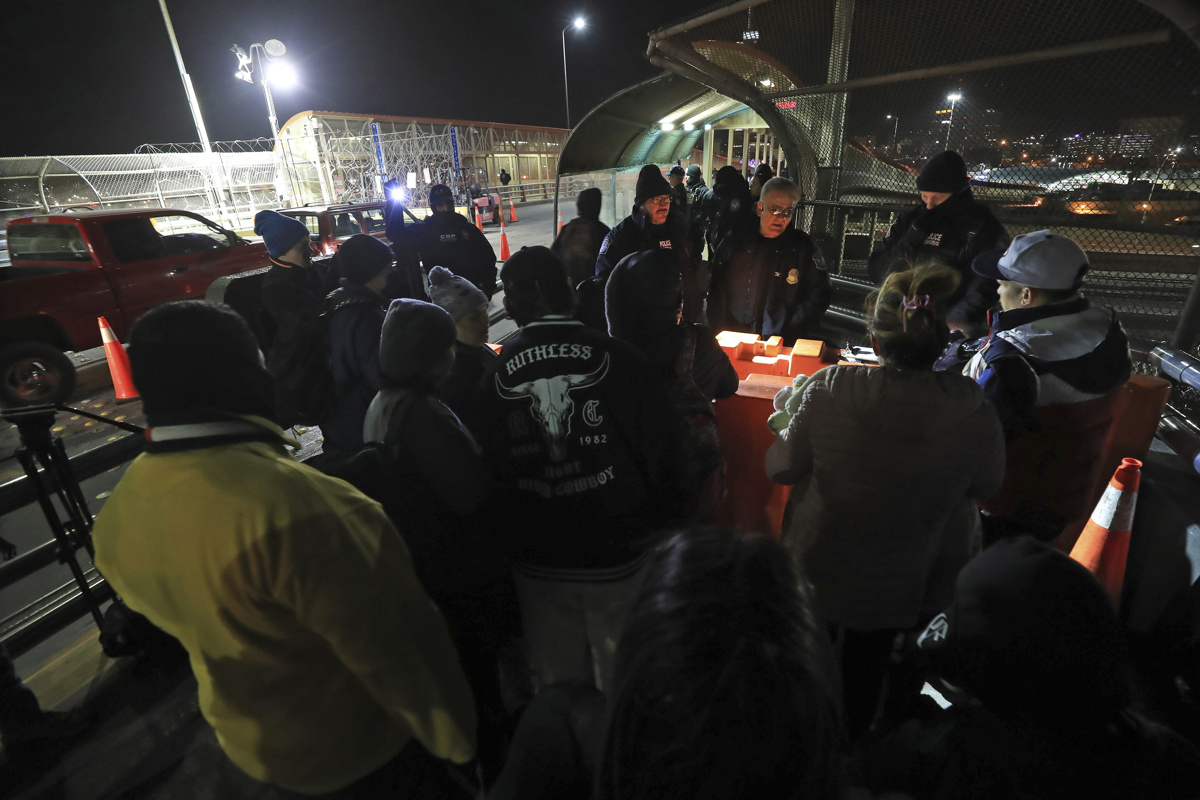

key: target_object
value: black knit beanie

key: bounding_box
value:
[337,234,393,285]
[634,164,673,206]
[129,300,277,424]
[916,151,969,193]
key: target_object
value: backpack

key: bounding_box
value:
[270,291,378,428]
[553,219,603,288]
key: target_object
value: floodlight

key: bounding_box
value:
[267,62,296,88]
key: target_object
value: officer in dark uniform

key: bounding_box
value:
[390,183,498,299]
[707,177,830,342]
[580,165,697,328]
[685,165,711,259]
[868,151,1007,336]
[668,165,689,211]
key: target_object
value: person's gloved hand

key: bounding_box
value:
[768,373,811,434]
[902,218,931,249]
[383,178,405,198]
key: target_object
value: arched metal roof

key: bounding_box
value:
[558,71,752,176]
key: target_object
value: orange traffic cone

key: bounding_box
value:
[475,206,485,233]
[509,199,519,223]
[1070,458,1141,609]
[499,217,512,261]
[557,210,564,234]
[98,316,138,403]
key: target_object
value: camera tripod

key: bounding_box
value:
[3,404,143,629]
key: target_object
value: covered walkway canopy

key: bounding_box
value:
[558,71,793,228]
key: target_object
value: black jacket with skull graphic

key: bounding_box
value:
[479,317,685,576]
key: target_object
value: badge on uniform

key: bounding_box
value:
[787,268,799,285]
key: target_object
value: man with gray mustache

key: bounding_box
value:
[479,246,685,694]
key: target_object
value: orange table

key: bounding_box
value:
[709,353,829,538]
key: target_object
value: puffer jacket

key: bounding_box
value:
[766,364,1005,630]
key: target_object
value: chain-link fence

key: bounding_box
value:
[0,139,296,234]
[649,0,1200,415]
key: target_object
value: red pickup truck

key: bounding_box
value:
[1,208,271,406]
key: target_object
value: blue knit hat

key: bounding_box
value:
[254,210,310,258]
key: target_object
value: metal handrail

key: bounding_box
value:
[1150,346,1200,394]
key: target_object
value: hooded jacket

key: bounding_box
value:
[766,365,1005,629]
[936,294,1131,435]
[323,280,387,457]
[93,415,476,794]
[867,190,1008,329]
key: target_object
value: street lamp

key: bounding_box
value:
[885,114,899,151]
[944,93,962,151]
[562,16,586,129]
[233,39,292,142]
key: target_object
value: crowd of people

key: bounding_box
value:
[2,153,1191,798]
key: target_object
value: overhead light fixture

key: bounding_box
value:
[661,122,675,131]
[760,79,774,88]
[742,7,759,40]
[682,122,694,131]
[704,123,713,130]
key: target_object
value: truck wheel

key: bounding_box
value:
[0,343,77,407]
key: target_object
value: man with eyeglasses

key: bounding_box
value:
[706,177,830,342]
[579,165,697,329]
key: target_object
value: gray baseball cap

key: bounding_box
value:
[972,230,1089,290]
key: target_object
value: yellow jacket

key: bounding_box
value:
[94,417,476,793]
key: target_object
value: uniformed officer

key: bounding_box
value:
[706,177,830,342]
[392,183,498,299]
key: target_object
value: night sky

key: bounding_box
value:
[1,0,701,157]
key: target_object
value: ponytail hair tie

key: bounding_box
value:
[900,294,933,332]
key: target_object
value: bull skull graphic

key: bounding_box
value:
[496,353,610,461]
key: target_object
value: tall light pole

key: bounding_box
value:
[944,93,962,151]
[158,0,230,222]
[233,40,294,142]
[886,114,899,151]
[562,17,586,129]
[158,0,214,155]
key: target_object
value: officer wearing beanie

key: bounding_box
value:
[584,165,696,329]
[427,265,497,438]
[868,151,1008,336]
[477,246,686,695]
[388,183,498,299]
[684,164,711,258]
[322,234,394,461]
[255,209,337,427]
[667,164,689,210]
